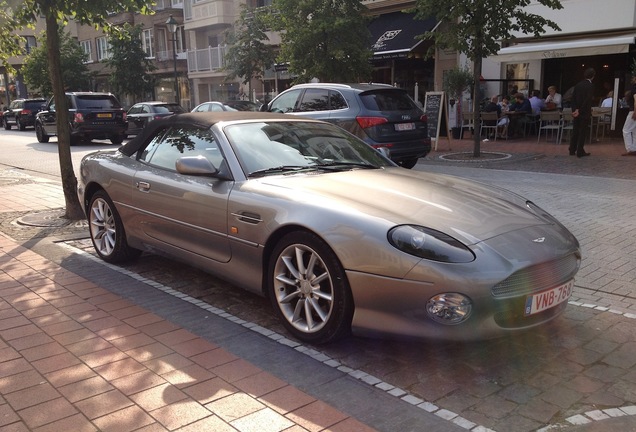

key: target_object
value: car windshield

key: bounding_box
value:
[224,121,393,176]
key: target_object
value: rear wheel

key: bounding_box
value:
[268,231,353,344]
[88,190,141,263]
[398,158,419,169]
[35,123,49,142]
[110,135,124,145]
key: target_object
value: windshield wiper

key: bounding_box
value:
[315,162,378,171]
[248,165,311,178]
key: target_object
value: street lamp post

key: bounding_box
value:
[165,15,180,104]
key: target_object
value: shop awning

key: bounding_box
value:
[492,35,636,63]
[368,12,437,59]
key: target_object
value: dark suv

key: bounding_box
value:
[262,83,431,168]
[35,92,127,145]
[3,98,46,131]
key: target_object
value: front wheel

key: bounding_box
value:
[88,190,141,264]
[35,123,49,142]
[268,231,353,344]
[110,135,124,145]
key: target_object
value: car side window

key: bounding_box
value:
[269,89,301,113]
[141,105,150,114]
[329,91,347,110]
[128,105,141,115]
[210,103,224,112]
[298,89,330,111]
[140,126,226,174]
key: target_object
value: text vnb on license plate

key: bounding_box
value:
[524,280,574,316]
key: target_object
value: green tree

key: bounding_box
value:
[21,29,94,96]
[224,5,275,101]
[0,0,153,219]
[106,23,156,103]
[268,0,372,83]
[414,0,562,156]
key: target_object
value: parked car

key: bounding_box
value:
[191,101,238,112]
[78,112,580,344]
[126,101,185,137]
[223,100,262,111]
[35,92,127,145]
[3,98,47,131]
[261,83,431,168]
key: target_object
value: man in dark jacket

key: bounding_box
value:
[569,68,595,157]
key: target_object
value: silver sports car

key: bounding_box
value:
[78,112,581,344]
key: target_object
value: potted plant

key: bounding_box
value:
[443,66,474,139]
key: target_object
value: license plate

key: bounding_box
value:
[97,113,112,118]
[524,280,573,316]
[395,122,415,131]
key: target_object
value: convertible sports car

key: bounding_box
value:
[78,112,581,344]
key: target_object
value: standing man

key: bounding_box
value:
[569,68,595,158]
[622,72,636,156]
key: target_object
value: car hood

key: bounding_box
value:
[254,167,551,245]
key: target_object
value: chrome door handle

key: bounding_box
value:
[136,181,151,192]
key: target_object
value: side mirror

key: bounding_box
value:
[175,156,232,180]
[260,103,269,112]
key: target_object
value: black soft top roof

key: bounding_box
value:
[119,111,295,156]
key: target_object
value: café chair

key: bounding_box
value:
[479,111,499,141]
[559,108,574,145]
[537,110,563,144]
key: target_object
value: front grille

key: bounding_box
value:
[491,253,580,298]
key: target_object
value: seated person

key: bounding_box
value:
[482,95,501,138]
[529,90,546,114]
[509,93,532,137]
[601,91,613,108]
[545,86,562,110]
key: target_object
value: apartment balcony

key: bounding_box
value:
[186,46,227,73]
[183,0,236,30]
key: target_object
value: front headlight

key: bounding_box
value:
[388,225,475,263]
[427,293,472,325]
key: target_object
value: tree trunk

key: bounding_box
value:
[472,57,482,158]
[45,14,85,220]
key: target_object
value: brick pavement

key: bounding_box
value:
[1,131,636,431]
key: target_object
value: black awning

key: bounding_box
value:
[368,12,437,59]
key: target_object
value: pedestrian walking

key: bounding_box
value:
[569,68,595,158]
[622,72,636,156]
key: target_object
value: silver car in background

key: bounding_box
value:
[78,112,580,344]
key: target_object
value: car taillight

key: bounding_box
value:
[356,116,388,129]
[420,114,427,123]
[74,113,84,123]
[122,112,127,121]
[20,109,32,115]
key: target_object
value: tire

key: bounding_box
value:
[35,123,49,143]
[268,231,353,344]
[17,117,25,131]
[3,117,11,130]
[110,135,124,145]
[88,190,141,264]
[398,158,419,169]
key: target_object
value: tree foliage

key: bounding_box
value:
[224,5,275,99]
[413,0,563,156]
[21,28,94,96]
[268,0,372,83]
[0,0,154,219]
[106,23,157,103]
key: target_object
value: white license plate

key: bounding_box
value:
[524,280,574,316]
[395,122,415,131]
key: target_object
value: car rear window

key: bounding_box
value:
[359,90,418,111]
[25,101,45,110]
[156,104,185,114]
[75,96,122,110]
